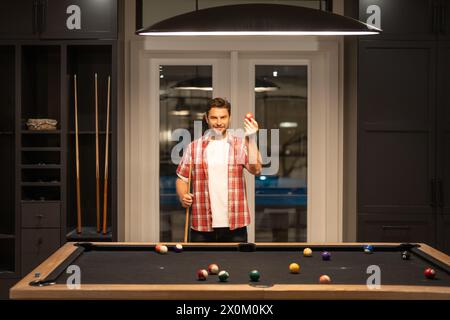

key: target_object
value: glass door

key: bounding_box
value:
[155,55,308,242]
[254,64,308,242]
[156,57,229,242]
[236,56,309,242]
[159,65,213,241]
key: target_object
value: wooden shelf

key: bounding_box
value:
[0,234,15,240]
[0,269,15,276]
[22,130,60,134]
[0,269,15,273]
[21,164,61,169]
[21,200,61,204]
[21,147,61,151]
[21,182,61,187]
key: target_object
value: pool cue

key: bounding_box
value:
[74,75,82,234]
[102,76,111,235]
[183,162,192,243]
[95,73,101,233]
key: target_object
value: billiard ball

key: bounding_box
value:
[249,270,260,282]
[174,244,183,253]
[289,263,300,274]
[401,251,410,260]
[159,245,168,254]
[319,275,331,284]
[197,269,208,281]
[218,270,229,282]
[155,244,162,253]
[321,251,331,261]
[363,245,374,254]
[208,264,219,275]
[303,248,313,257]
[424,268,436,279]
[245,112,254,120]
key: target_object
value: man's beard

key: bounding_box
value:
[211,126,227,137]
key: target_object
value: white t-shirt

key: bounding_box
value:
[206,138,229,228]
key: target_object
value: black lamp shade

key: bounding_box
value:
[137,4,381,36]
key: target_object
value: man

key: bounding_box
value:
[176,97,262,242]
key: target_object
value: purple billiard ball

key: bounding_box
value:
[321,251,331,261]
[174,243,183,253]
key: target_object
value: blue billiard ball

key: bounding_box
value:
[363,245,374,254]
[321,251,331,261]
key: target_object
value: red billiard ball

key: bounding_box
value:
[155,244,161,253]
[197,269,208,281]
[245,112,254,120]
[424,268,436,279]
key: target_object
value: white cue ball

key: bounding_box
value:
[159,245,168,254]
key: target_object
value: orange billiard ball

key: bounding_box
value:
[319,275,331,284]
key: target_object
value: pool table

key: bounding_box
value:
[10,242,450,300]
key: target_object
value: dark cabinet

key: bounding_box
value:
[65,44,116,241]
[0,1,38,39]
[21,202,61,228]
[359,0,449,40]
[359,0,436,40]
[42,0,117,39]
[0,0,117,40]
[438,1,450,40]
[0,0,119,297]
[436,40,450,253]
[358,214,436,244]
[15,43,117,276]
[21,228,60,274]
[358,0,450,253]
[0,46,17,279]
[357,40,438,247]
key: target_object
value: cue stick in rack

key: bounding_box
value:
[102,76,111,235]
[95,73,101,233]
[74,75,82,234]
[184,161,192,243]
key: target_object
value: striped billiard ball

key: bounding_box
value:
[208,264,219,275]
[197,269,208,281]
[218,270,229,282]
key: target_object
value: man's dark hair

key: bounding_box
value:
[206,97,231,116]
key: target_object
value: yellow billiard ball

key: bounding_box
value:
[289,263,300,274]
[303,248,313,257]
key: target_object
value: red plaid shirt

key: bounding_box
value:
[176,132,251,231]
